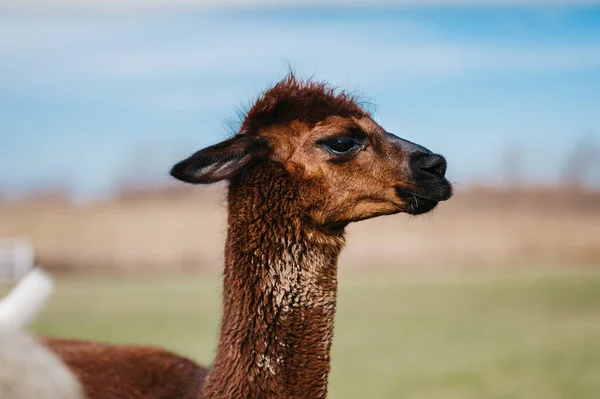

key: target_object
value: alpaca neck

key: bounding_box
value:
[202,164,345,399]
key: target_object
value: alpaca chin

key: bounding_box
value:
[0,329,84,399]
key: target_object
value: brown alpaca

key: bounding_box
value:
[44,75,452,399]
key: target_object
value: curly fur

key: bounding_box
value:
[240,74,369,134]
[43,75,451,399]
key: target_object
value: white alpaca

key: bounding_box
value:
[0,269,83,399]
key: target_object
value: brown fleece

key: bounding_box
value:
[43,75,451,399]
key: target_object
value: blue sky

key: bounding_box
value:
[1,2,600,199]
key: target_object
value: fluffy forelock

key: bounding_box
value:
[239,75,370,134]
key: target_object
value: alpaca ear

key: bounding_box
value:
[170,135,270,184]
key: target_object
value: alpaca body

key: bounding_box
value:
[0,269,83,399]
[44,163,340,399]
[43,338,207,399]
[41,76,452,398]
[0,330,83,399]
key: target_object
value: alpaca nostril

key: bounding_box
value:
[417,154,447,178]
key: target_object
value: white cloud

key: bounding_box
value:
[1,6,599,107]
[0,12,164,58]
[76,41,600,80]
[11,25,600,83]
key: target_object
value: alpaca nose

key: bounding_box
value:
[412,153,447,179]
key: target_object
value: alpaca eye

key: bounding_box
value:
[319,136,360,155]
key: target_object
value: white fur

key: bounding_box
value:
[0,269,84,399]
[0,329,83,399]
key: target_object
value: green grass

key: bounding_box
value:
[13,267,600,398]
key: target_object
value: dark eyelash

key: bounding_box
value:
[318,136,364,156]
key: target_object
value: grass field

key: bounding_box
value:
[15,266,600,398]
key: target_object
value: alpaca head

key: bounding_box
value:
[172,75,452,227]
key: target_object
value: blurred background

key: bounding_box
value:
[1,1,600,398]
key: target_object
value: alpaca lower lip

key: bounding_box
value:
[395,183,452,215]
[395,181,452,203]
[397,190,439,203]
[399,193,439,214]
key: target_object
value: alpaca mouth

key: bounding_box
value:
[395,180,452,215]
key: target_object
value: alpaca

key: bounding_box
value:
[0,268,83,399]
[44,75,452,399]
[0,330,83,399]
